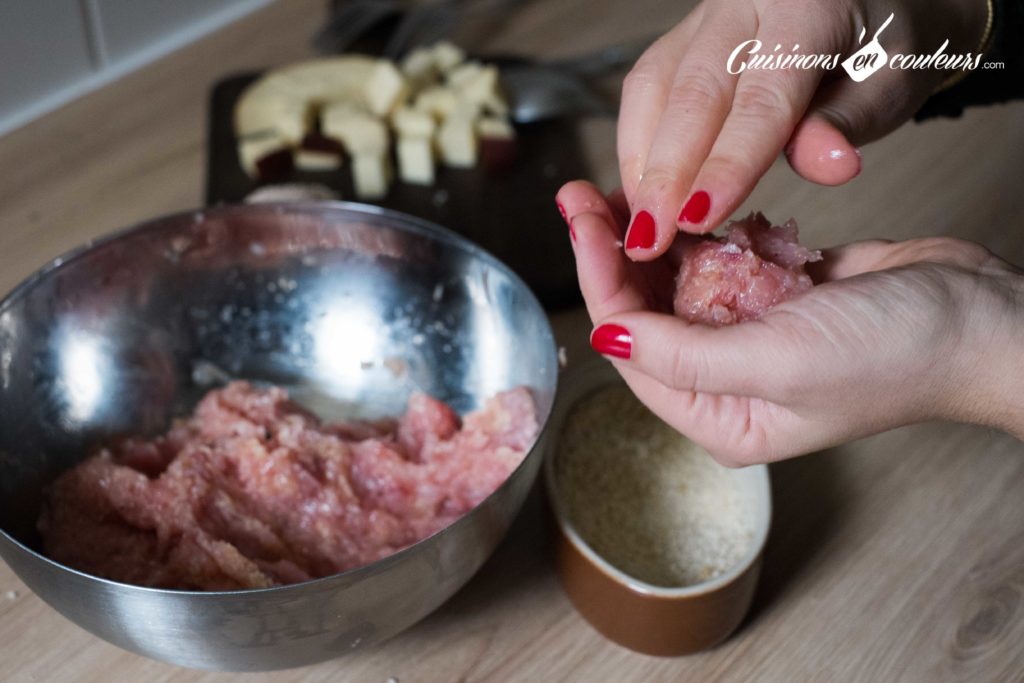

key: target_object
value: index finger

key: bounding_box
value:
[617,5,705,203]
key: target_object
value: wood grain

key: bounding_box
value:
[1,1,1023,681]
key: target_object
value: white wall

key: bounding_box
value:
[0,0,273,136]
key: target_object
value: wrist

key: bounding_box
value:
[943,266,1024,436]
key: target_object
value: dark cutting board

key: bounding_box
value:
[205,72,589,309]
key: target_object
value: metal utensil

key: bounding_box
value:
[0,202,558,671]
[313,0,402,54]
[548,34,654,78]
[383,0,462,60]
[502,63,616,123]
[497,36,655,122]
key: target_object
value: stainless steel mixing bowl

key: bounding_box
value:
[0,202,558,671]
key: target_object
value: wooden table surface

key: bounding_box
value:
[2,1,1023,681]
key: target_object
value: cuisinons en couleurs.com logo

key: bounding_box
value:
[726,12,996,81]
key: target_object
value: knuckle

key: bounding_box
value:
[636,164,683,197]
[666,66,726,116]
[668,344,698,391]
[732,80,793,123]
[622,55,665,97]
[701,152,761,186]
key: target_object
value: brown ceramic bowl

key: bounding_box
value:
[542,358,772,656]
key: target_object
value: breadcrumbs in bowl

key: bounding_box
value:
[555,385,757,588]
[542,358,771,656]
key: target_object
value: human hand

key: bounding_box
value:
[619,0,989,258]
[558,180,1024,465]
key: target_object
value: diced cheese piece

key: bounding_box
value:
[446,61,484,89]
[321,103,389,154]
[364,61,408,117]
[481,91,509,116]
[451,97,483,121]
[431,41,465,73]
[463,66,508,115]
[235,56,378,141]
[295,148,343,171]
[264,56,377,102]
[351,152,391,199]
[477,116,515,140]
[391,105,436,138]
[401,47,438,92]
[396,136,435,185]
[437,114,477,168]
[413,86,459,120]
[238,132,291,177]
[235,89,313,143]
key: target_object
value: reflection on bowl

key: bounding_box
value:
[0,201,557,671]
[543,359,771,655]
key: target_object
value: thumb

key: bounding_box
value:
[785,65,938,187]
[784,115,861,187]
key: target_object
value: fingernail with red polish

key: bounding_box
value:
[556,200,575,241]
[590,324,632,359]
[679,190,711,224]
[625,211,655,250]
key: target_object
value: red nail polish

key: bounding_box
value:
[590,324,632,359]
[557,200,575,241]
[625,211,655,250]
[679,190,711,224]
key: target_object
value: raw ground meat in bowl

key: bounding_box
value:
[0,201,557,671]
[40,382,540,590]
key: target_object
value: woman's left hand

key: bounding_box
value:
[558,180,1024,465]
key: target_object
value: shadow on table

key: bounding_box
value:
[743,446,850,627]
[390,445,851,646]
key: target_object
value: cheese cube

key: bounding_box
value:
[413,86,459,120]
[401,47,438,92]
[431,41,465,73]
[295,148,343,171]
[321,103,389,154]
[446,61,483,89]
[396,136,435,185]
[437,114,477,168]
[391,105,436,138]
[462,66,508,115]
[364,61,408,116]
[235,85,314,143]
[352,153,391,199]
[477,116,515,140]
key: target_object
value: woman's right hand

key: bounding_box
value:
[619,0,990,258]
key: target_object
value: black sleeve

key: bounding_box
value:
[915,0,1024,120]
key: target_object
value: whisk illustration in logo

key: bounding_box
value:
[725,12,1001,80]
[841,12,894,82]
